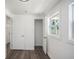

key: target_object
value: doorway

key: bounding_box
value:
[34,20,43,47]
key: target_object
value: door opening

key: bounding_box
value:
[34,19,43,48]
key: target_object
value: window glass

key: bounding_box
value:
[69,2,74,40]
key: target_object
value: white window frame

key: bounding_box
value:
[69,2,74,41]
[47,11,60,37]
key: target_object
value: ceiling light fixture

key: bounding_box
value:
[19,0,29,2]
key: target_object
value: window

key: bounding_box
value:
[69,2,74,41]
[48,11,60,36]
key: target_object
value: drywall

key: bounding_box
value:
[44,0,74,59]
[6,8,13,18]
[35,20,43,46]
[11,15,34,50]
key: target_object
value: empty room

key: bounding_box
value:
[5,0,74,59]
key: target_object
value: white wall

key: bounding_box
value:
[35,20,43,46]
[44,0,74,59]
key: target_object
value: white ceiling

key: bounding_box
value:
[6,0,61,15]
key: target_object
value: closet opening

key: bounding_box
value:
[34,19,43,49]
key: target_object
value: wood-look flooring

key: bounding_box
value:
[6,44,50,59]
